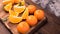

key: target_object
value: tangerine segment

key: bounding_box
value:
[3,0,14,5]
[8,15,22,23]
[22,8,29,19]
[17,21,30,34]
[14,5,26,13]
[4,3,12,12]
[14,0,25,3]
[20,0,25,6]
[14,0,21,3]
[9,10,18,16]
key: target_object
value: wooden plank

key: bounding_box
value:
[0,19,12,34]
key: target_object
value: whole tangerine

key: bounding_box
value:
[17,21,30,34]
[27,5,36,14]
[26,15,37,26]
[34,10,45,20]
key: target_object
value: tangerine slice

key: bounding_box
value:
[14,0,20,3]
[8,15,22,23]
[3,0,14,5]
[9,10,18,16]
[4,3,12,12]
[20,0,25,6]
[22,8,29,19]
[14,0,22,3]
[13,5,26,13]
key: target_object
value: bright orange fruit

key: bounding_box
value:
[14,0,22,3]
[27,5,36,14]
[26,15,37,26]
[13,5,26,13]
[3,0,14,5]
[22,8,29,19]
[9,10,18,16]
[14,0,20,3]
[34,10,45,20]
[8,10,22,23]
[8,15,22,23]
[20,0,25,6]
[17,21,30,34]
[4,3,12,12]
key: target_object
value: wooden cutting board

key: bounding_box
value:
[0,19,12,34]
[0,0,47,34]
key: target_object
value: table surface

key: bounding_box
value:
[0,0,60,34]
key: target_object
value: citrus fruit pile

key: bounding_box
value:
[3,0,45,34]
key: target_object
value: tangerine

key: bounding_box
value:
[34,10,45,20]
[27,5,36,14]
[17,21,30,34]
[26,15,37,26]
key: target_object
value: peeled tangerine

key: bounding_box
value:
[14,5,26,13]
[4,3,12,12]
[22,8,29,19]
[3,0,14,5]
[8,15,22,23]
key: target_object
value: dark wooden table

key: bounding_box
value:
[0,0,60,34]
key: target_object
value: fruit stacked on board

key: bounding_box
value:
[3,0,45,34]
